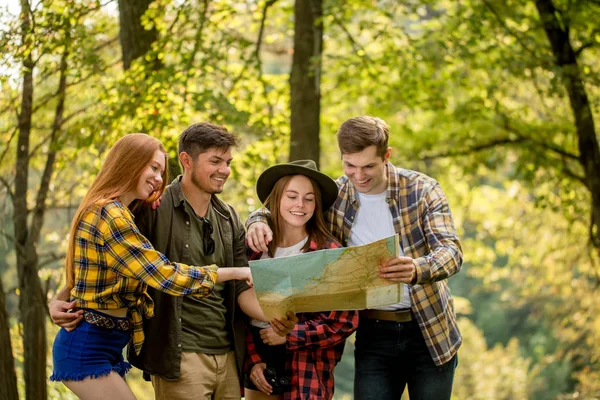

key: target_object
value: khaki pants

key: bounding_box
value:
[152,351,240,400]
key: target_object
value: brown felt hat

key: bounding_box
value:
[256,160,338,210]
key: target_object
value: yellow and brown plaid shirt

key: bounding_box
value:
[71,200,218,355]
[327,163,463,366]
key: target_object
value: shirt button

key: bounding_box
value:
[186,221,190,225]
[177,343,182,348]
[179,318,182,323]
[185,244,189,248]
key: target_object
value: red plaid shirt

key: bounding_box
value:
[246,239,359,400]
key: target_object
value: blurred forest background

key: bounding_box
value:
[1,0,599,399]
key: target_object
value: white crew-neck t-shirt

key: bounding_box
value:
[348,191,412,310]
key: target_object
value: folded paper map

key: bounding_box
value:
[249,235,404,320]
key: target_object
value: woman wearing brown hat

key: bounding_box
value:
[243,160,359,400]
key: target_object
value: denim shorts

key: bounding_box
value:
[50,309,132,382]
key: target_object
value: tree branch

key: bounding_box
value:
[481,0,539,58]
[331,13,371,61]
[0,126,18,167]
[31,60,117,115]
[38,252,66,269]
[536,0,600,251]
[0,34,118,121]
[574,41,596,57]
[501,121,579,161]
[0,176,14,202]
[254,0,279,134]
[0,230,15,244]
[181,0,210,112]
[29,38,69,247]
[226,0,278,97]
[560,164,587,186]
[421,137,527,161]
[62,106,89,125]
[256,0,278,60]
[27,131,53,160]
[0,181,14,211]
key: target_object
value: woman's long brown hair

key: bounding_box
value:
[64,133,168,288]
[263,174,335,257]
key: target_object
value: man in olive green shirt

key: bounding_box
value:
[129,123,263,399]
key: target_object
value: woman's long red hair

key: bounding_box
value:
[64,133,168,288]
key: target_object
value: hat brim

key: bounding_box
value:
[256,164,338,211]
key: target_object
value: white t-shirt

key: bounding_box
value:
[250,236,309,328]
[262,237,308,259]
[348,191,412,310]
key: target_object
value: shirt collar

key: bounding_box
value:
[168,175,231,219]
[112,199,135,220]
[169,176,186,208]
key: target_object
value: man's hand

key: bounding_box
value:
[380,256,416,283]
[246,222,273,253]
[270,311,298,336]
[49,298,83,331]
[250,363,273,395]
[260,327,286,346]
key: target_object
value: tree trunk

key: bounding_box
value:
[15,2,47,399]
[0,276,19,400]
[535,0,600,252]
[118,0,159,70]
[289,0,323,166]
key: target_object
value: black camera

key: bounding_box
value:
[264,367,291,394]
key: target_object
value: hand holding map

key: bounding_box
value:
[249,235,404,320]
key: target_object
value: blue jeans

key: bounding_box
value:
[354,318,457,400]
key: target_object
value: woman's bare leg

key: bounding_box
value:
[63,371,136,400]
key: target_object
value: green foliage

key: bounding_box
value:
[320,1,600,396]
[2,0,600,398]
[452,318,533,400]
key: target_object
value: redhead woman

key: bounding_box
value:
[50,133,251,399]
[243,160,359,400]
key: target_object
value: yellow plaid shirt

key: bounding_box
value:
[71,200,218,355]
[327,163,463,366]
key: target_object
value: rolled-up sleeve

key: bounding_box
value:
[412,183,463,285]
[105,216,217,297]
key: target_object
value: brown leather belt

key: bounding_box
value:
[360,309,412,322]
[83,309,131,332]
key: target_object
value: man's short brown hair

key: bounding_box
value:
[178,122,238,159]
[336,116,389,158]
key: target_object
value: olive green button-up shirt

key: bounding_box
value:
[127,177,250,381]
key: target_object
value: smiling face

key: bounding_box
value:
[342,145,391,195]
[134,148,166,200]
[278,175,316,230]
[187,147,233,195]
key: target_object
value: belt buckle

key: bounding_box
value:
[117,319,131,332]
